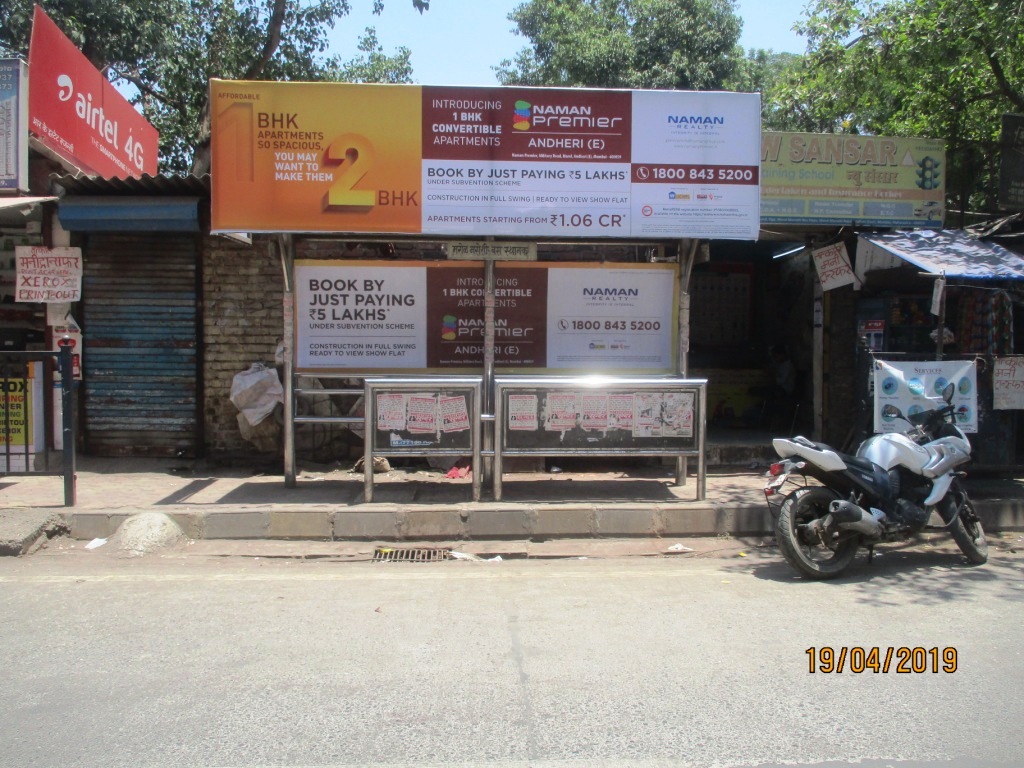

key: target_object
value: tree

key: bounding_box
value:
[495,0,743,90]
[725,48,805,131]
[775,0,1024,215]
[0,0,426,174]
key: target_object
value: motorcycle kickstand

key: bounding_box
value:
[866,544,875,564]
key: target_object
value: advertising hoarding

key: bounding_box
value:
[211,81,761,239]
[873,359,977,433]
[295,261,678,373]
[27,6,158,178]
[761,132,945,227]
[0,59,29,193]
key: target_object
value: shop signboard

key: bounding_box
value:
[993,356,1024,410]
[27,6,158,178]
[211,81,761,240]
[811,242,857,291]
[873,359,977,433]
[15,245,82,302]
[295,260,677,373]
[1,59,29,193]
[761,132,945,227]
[0,366,44,471]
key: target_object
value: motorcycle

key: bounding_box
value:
[764,382,988,579]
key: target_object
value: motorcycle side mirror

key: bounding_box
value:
[882,404,903,420]
[942,381,955,404]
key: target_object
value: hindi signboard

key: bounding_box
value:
[993,356,1024,409]
[811,242,857,291]
[211,81,761,239]
[15,246,82,303]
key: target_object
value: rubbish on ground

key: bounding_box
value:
[451,551,503,562]
[84,538,107,550]
[352,456,391,473]
[667,543,694,552]
[549,466,562,473]
[444,458,473,479]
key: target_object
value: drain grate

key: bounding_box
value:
[372,546,452,563]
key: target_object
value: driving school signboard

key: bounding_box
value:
[761,132,945,227]
[295,260,677,374]
[211,81,760,240]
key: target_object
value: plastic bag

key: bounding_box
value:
[230,363,284,426]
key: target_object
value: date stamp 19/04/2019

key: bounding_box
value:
[806,647,958,674]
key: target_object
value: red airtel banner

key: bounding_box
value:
[28,6,158,178]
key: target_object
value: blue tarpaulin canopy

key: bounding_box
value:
[857,229,1024,281]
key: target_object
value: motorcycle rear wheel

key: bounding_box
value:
[939,485,988,565]
[776,487,859,579]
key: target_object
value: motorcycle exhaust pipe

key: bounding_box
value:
[829,500,882,538]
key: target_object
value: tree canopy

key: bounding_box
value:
[775,0,1024,213]
[495,0,743,90]
[0,0,422,174]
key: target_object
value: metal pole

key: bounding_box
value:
[483,259,496,486]
[278,234,297,487]
[676,239,697,485]
[59,344,76,506]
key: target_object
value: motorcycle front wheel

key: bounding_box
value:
[776,487,860,579]
[939,483,988,565]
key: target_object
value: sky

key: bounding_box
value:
[329,0,811,87]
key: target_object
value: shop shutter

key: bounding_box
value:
[81,234,200,457]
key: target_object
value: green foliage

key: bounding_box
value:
[725,49,805,130]
[0,0,420,174]
[496,0,743,90]
[776,0,1024,213]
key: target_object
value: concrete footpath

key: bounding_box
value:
[1,456,1023,556]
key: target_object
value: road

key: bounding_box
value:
[1,540,1022,768]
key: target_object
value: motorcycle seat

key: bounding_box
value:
[840,453,876,474]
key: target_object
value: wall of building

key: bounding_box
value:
[202,236,283,461]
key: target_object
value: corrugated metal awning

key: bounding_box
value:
[57,196,201,232]
[858,229,1024,282]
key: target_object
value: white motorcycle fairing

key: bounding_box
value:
[857,433,929,472]
[772,436,848,472]
[858,431,972,506]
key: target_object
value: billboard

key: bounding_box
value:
[211,81,761,239]
[761,132,945,227]
[1,59,29,192]
[295,261,678,373]
[27,6,158,178]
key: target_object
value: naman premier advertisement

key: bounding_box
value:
[295,261,678,374]
[211,81,760,239]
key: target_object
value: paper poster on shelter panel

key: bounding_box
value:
[211,81,760,239]
[294,261,678,373]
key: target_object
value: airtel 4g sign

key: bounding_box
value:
[28,7,157,177]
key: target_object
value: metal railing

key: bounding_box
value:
[0,345,76,506]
